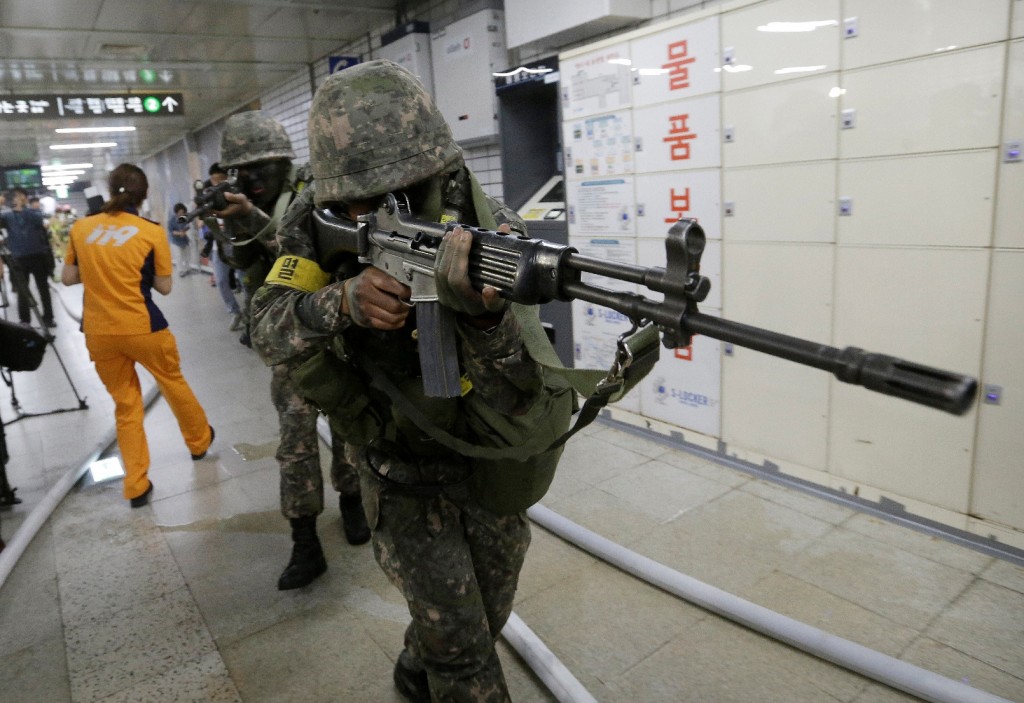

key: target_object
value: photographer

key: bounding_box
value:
[0,188,56,328]
[167,203,193,277]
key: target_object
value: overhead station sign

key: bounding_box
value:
[0,93,184,119]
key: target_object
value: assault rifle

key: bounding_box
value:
[178,169,240,224]
[311,193,977,415]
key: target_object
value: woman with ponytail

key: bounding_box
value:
[62,164,214,507]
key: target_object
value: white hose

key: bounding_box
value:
[502,612,599,703]
[527,503,1013,703]
[0,387,159,590]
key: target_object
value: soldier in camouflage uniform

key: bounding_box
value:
[249,61,570,702]
[213,111,370,592]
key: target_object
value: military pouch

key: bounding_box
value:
[288,346,382,445]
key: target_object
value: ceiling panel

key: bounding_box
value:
[0,0,405,173]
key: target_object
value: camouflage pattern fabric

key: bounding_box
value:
[271,363,359,518]
[355,447,529,703]
[220,110,296,169]
[307,60,464,205]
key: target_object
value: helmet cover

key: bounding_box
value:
[308,59,463,205]
[220,110,296,168]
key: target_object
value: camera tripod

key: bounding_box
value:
[0,258,88,425]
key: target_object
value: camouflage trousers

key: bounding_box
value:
[270,364,360,519]
[355,444,530,703]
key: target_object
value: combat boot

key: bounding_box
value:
[339,493,370,546]
[277,515,327,590]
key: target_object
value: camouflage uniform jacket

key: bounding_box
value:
[249,178,545,431]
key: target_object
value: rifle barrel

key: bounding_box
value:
[558,277,976,416]
[687,312,976,416]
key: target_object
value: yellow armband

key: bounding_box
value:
[265,255,330,292]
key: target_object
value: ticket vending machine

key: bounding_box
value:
[517,176,571,366]
[497,58,573,366]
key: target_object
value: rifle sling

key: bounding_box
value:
[357,306,660,463]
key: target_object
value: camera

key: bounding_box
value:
[178,169,240,224]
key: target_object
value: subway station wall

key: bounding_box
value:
[560,0,1024,547]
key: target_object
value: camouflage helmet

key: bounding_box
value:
[220,110,296,168]
[308,59,463,205]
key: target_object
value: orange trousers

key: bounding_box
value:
[86,329,210,500]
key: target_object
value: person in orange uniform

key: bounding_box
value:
[61,163,213,508]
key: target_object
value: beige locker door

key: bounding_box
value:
[828,247,986,512]
[842,0,1011,69]
[840,44,1005,159]
[720,242,834,470]
[971,250,1024,532]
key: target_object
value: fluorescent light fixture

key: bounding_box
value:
[607,58,632,66]
[829,86,847,98]
[492,66,554,77]
[714,64,753,73]
[636,68,670,76]
[50,142,117,150]
[757,20,838,33]
[55,126,136,134]
[934,45,958,52]
[42,169,85,177]
[774,65,827,75]
[42,162,93,171]
[88,457,125,482]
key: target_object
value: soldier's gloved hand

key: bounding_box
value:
[213,191,254,220]
[435,225,508,318]
[341,266,412,330]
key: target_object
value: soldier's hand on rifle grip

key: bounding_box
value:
[341,267,412,330]
[213,191,254,220]
[436,225,508,320]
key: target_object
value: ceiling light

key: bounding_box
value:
[42,162,94,171]
[774,65,827,75]
[55,126,136,134]
[492,66,554,77]
[42,170,85,177]
[50,142,117,150]
[757,20,838,33]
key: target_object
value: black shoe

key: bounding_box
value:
[43,319,57,328]
[277,516,327,590]
[393,655,430,703]
[191,426,215,460]
[340,493,371,546]
[239,330,251,348]
[130,482,153,508]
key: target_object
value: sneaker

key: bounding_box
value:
[43,319,57,328]
[130,482,153,508]
[229,313,243,331]
[191,426,215,460]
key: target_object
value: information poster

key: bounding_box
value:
[560,42,633,119]
[567,177,636,236]
[563,111,635,178]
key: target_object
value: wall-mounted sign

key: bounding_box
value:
[328,56,360,74]
[0,93,184,119]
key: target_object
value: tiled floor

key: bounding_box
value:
[1,272,1023,703]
